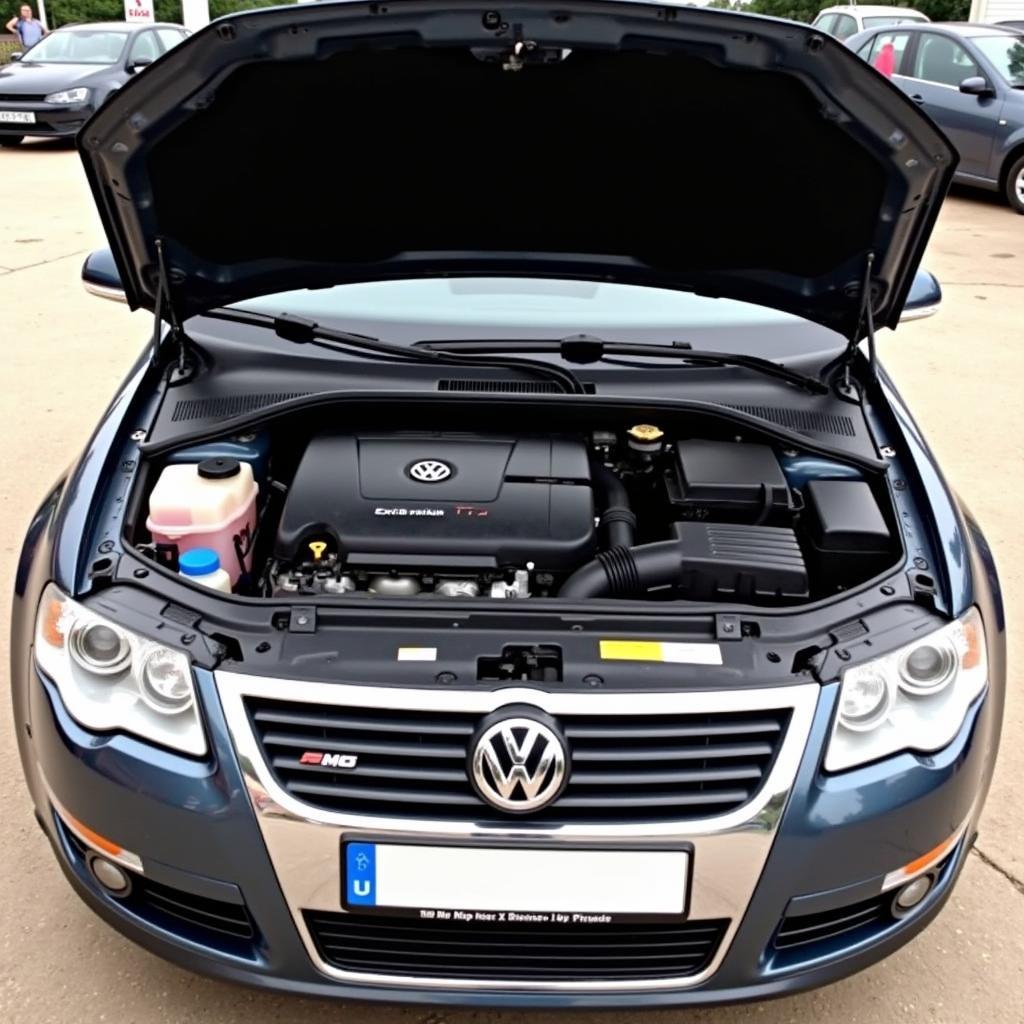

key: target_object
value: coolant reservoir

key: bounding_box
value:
[146,458,258,584]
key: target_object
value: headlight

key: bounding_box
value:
[825,607,987,772]
[34,584,205,756]
[45,87,90,104]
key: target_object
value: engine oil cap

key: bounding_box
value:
[198,457,242,479]
[627,423,664,453]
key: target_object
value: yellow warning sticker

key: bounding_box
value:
[600,640,723,666]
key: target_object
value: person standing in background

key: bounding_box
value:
[5,5,47,48]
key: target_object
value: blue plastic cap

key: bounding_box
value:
[179,548,220,577]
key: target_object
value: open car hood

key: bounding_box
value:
[78,0,956,339]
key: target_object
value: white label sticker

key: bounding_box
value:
[397,647,438,662]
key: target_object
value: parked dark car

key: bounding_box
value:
[0,21,187,146]
[12,0,1004,1009]
[847,23,1024,212]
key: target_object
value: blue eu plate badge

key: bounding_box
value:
[346,842,377,906]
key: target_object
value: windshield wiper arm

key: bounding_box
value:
[201,308,587,395]
[420,336,828,395]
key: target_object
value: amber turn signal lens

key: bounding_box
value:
[40,597,66,649]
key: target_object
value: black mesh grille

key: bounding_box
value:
[727,404,856,437]
[170,391,310,422]
[438,378,563,393]
[304,911,728,981]
[246,698,790,823]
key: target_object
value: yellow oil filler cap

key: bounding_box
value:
[627,424,665,453]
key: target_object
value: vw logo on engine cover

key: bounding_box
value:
[408,459,453,483]
[469,710,568,813]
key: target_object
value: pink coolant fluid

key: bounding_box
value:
[146,458,259,585]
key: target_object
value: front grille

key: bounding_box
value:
[304,910,728,981]
[246,697,790,823]
[0,92,47,102]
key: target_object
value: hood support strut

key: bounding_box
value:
[821,251,879,391]
[151,238,191,378]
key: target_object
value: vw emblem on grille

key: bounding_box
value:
[408,459,453,483]
[469,710,568,813]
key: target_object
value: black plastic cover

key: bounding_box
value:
[669,441,791,521]
[274,434,595,572]
[803,480,890,554]
[672,521,809,600]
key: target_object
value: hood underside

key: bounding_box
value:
[79,0,956,339]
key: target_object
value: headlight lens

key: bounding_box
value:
[825,607,987,772]
[45,87,90,104]
[34,584,205,756]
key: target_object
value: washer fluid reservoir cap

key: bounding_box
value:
[179,548,221,577]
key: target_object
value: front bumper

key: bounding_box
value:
[0,100,94,137]
[23,652,1000,1008]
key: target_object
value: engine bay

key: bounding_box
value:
[128,408,902,607]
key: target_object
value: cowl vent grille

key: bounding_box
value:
[171,392,310,422]
[438,379,566,394]
[726,405,856,437]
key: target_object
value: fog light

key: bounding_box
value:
[88,854,131,896]
[893,874,933,913]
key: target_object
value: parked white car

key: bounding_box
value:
[811,5,929,41]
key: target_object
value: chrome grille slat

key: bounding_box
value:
[246,696,791,823]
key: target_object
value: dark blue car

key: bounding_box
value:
[847,22,1024,213]
[10,0,1004,1009]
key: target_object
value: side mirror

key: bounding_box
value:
[9,52,22,62]
[126,57,154,74]
[900,269,941,322]
[82,249,127,304]
[959,76,994,97]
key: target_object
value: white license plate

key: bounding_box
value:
[344,843,689,921]
[0,111,36,124]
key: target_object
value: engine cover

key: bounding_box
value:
[274,434,596,572]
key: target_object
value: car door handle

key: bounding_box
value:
[911,94,925,104]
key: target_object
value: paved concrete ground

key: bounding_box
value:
[0,139,1021,1024]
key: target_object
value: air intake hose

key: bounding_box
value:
[560,540,685,600]
[591,461,636,550]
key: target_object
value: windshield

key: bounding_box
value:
[23,28,128,64]
[237,277,845,362]
[863,15,927,27]
[972,35,1024,87]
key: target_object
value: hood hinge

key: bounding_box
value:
[151,237,193,381]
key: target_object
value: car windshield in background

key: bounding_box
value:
[862,15,927,27]
[23,29,128,64]
[972,35,1024,88]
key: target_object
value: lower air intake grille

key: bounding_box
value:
[136,876,255,941]
[774,892,891,951]
[304,911,728,981]
[245,697,791,823]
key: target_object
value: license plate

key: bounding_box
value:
[343,842,689,923]
[0,111,35,124]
